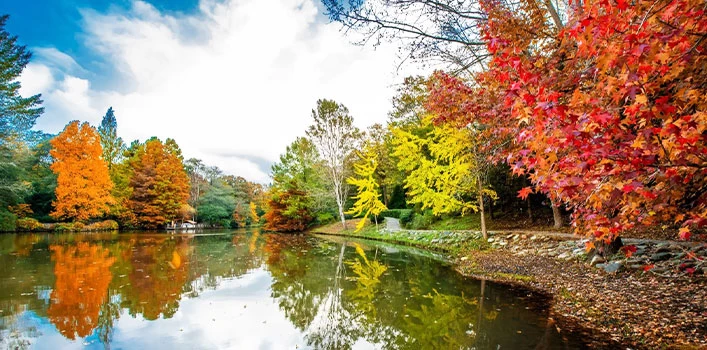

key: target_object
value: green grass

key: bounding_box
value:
[313,219,490,255]
[427,214,483,230]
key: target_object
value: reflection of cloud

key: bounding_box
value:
[19,0,428,183]
[109,269,309,349]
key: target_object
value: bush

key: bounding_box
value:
[0,211,17,232]
[379,209,411,219]
[54,223,76,232]
[315,212,335,225]
[86,220,119,231]
[16,218,44,231]
[407,210,435,230]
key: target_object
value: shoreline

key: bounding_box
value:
[311,222,707,349]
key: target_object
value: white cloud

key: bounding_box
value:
[19,0,426,183]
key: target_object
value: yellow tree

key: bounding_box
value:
[50,121,114,222]
[392,115,495,237]
[249,201,259,225]
[346,143,387,232]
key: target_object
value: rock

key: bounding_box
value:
[498,241,508,246]
[557,252,570,260]
[590,255,605,266]
[650,252,672,262]
[487,238,494,243]
[572,248,585,256]
[530,235,538,240]
[602,262,623,273]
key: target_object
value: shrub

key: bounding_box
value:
[408,210,435,230]
[54,223,76,232]
[16,218,43,231]
[0,211,17,232]
[379,209,412,219]
[86,220,119,231]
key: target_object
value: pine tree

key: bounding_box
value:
[0,15,44,146]
[97,107,124,170]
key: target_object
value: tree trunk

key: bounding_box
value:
[527,198,533,222]
[338,204,347,230]
[335,182,347,230]
[551,201,563,228]
[478,176,487,239]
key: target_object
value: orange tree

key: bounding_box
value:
[429,0,707,242]
[50,121,113,222]
[127,138,190,229]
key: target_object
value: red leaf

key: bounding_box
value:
[517,187,533,200]
[643,264,655,272]
[679,227,691,240]
[616,0,628,11]
[620,245,637,258]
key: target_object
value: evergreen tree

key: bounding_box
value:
[97,107,125,169]
[0,15,43,146]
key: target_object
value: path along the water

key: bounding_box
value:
[384,217,401,232]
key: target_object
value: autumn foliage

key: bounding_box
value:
[47,243,115,339]
[428,0,707,242]
[263,186,313,232]
[128,138,190,229]
[50,121,114,222]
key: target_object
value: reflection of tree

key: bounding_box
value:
[122,237,190,320]
[346,244,387,308]
[403,288,479,349]
[96,289,121,349]
[47,243,115,340]
[304,242,358,350]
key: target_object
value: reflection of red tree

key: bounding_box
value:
[126,237,190,320]
[47,243,115,340]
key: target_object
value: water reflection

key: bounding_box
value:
[0,230,592,349]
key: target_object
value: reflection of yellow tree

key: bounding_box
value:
[346,244,387,316]
[47,243,115,340]
[248,230,260,254]
[402,287,499,349]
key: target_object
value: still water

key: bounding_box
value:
[0,230,589,349]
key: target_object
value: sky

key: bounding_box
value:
[6,0,424,183]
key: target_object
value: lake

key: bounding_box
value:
[0,229,591,349]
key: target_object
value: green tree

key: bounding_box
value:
[197,180,236,227]
[0,15,44,229]
[264,137,328,231]
[306,99,360,229]
[0,15,44,146]
[97,107,125,170]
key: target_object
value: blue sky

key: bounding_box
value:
[6,0,421,182]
